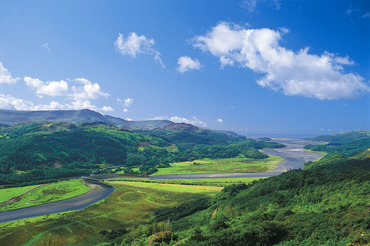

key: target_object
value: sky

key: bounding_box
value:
[0,0,369,137]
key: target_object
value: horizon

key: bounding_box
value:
[0,0,369,137]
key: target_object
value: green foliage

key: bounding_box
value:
[305,130,370,156]
[121,156,369,245]
[0,122,282,186]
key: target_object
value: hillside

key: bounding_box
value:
[105,132,370,246]
[304,130,370,156]
[0,121,280,187]
[0,122,175,186]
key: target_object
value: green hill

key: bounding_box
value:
[0,121,280,187]
[304,130,370,156]
[109,132,370,246]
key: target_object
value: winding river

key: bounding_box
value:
[149,138,323,180]
[0,138,322,224]
[0,179,115,224]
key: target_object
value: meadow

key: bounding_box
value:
[0,179,91,212]
[107,177,267,187]
[152,155,283,176]
[0,185,40,204]
[0,180,221,246]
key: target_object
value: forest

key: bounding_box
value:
[0,122,283,186]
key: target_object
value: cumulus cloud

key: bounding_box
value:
[217,118,224,123]
[0,93,113,112]
[114,32,165,68]
[71,78,109,100]
[152,116,206,127]
[24,77,69,97]
[193,22,369,100]
[177,56,201,73]
[0,62,20,84]
[22,77,112,112]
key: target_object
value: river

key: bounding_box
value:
[149,138,323,180]
[0,138,321,224]
[0,179,115,224]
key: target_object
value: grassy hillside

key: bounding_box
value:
[110,156,369,246]
[101,132,370,246]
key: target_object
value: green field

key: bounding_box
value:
[152,155,283,176]
[106,180,222,194]
[0,181,219,246]
[0,179,91,212]
[0,185,40,204]
[107,177,267,187]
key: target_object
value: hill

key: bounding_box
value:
[107,131,370,246]
[0,121,280,187]
[304,130,370,156]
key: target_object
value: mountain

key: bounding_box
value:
[0,109,107,126]
[0,109,172,130]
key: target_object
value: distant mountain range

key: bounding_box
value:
[0,109,172,130]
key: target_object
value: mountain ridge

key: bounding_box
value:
[0,109,174,130]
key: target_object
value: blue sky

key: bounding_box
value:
[0,0,369,137]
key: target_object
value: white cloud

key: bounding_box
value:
[0,93,113,112]
[123,97,133,107]
[125,118,133,121]
[0,94,34,110]
[41,43,50,51]
[24,76,69,97]
[219,56,234,68]
[114,32,165,68]
[117,97,133,113]
[217,118,224,123]
[193,22,369,100]
[0,62,20,84]
[71,78,109,100]
[22,76,112,112]
[152,116,207,127]
[177,56,201,73]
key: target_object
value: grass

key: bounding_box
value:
[0,185,40,204]
[0,181,218,246]
[106,177,267,187]
[106,180,223,194]
[152,155,283,176]
[0,179,91,212]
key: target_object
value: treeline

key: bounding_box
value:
[106,155,369,245]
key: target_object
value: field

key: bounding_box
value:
[0,179,91,212]
[152,155,283,176]
[0,185,40,203]
[107,177,267,187]
[0,181,220,246]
